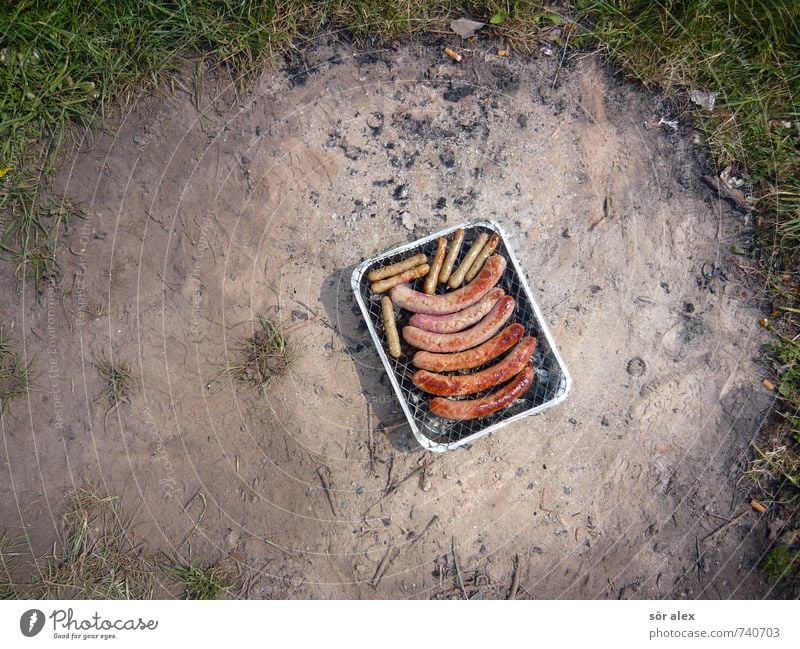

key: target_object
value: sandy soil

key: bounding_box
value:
[0,36,778,598]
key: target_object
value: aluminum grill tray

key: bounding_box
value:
[351,220,571,452]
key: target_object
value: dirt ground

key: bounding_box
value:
[1,36,780,598]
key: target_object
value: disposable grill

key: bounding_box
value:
[351,220,570,452]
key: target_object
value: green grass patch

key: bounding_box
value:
[0,323,33,414]
[1,1,551,286]
[170,563,233,600]
[762,542,800,593]
[1,488,238,599]
[577,1,800,257]
[94,352,133,406]
[576,0,800,591]
[219,311,295,395]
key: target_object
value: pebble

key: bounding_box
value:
[626,356,647,376]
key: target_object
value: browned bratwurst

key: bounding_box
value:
[402,296,515,353]
[388,255,506,315]
[408,288,504,334]
[429,365,534,421]
[412,336,537,397]
[411,323,524,372]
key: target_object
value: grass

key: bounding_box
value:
[0,488,237,599]
[11,489,160,599]
[762,542,800,594]
[94,352,132,405]
[0,323,34,414]
[221,311,294,395]
[575,0,800,595]
[170,563,233,600]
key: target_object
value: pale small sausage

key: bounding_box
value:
[448,232,489,289]
[368,253,427,282]
[464,233,501,283]
[381,296,401,358]
[371,263,429,294]
[423,238,448,295]
[438,229,465,284]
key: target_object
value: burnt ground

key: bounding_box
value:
[0,36,779,598]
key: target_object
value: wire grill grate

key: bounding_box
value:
[352,221,570,451]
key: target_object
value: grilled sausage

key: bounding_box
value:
[429,365,534,420]
[423,237,448,295]
[389,254,506,315]
[464,234,500,283]
[412,336,537,396]
[412,323,524,372]
[402,296,515,353]
[367,253,427,282]
[438,229,465,284]
[370,263,429,294]
[381,296,401,358]
[447,232,489,289]
[408,288,504,334]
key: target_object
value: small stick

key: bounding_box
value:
[410,514,439,547]
[508,553,520,600]
[176,491,207,552]
[364,464,422,515]
[385,464,423,497]
[452,537,468,600]
[372,546,400,588]
[384,456,395,494]
[316,466,338,517]
[551,26,572,88]
[700,510,747,544]
[367,401,376,476]
[539,487,555,513]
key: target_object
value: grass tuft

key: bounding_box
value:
[221,311,294,395]
[32,489,157,599]
[0,323,33,414]
[170,563,233,600]
[762,542,800,593]
[94,352,132,406]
